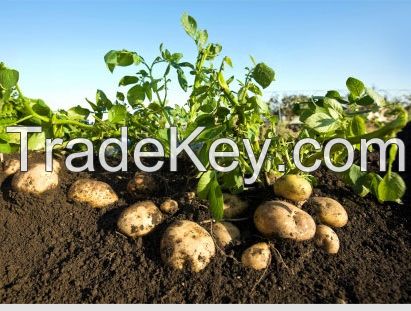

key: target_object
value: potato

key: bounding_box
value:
[314,224,340,254]
[185,191,196,203]
[223,193,248,219]
[241,242,271,270]
[12,160,60,195]
[254,200,316,241]
[117,201,163,238]
[160,198,179,214]
[273,174,312,202]
[127,172,159,198]
[311,197,348,228]
[1,159,21,177]
[161,220,215,272]
[68,178,118,208]
[213,222,240,248]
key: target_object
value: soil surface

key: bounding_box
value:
[0,124,410,303]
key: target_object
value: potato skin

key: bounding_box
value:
[1,159,21,177]
[254,200,316,241]
[273,175,312,202]
[12,161,60,195]
[241,242,271,270]
[161,220,215,273]
[117,201,163,238]
[223,193,248,219]
[311,197,348,228]
[127,172,159,198]
[213,222,240,248]
[160,199,179,214]
[68,179,118,208]
[314,224,340,254]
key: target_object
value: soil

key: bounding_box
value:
[0,124,410,303]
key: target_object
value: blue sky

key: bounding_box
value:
[1,0,410,110]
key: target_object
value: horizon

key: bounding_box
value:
[1,0,411,110]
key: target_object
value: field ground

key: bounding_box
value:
[0,124,410,303]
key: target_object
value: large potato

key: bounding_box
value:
[12,160,60,195]
[254,200,316,241]
[127,172,159,198]
[213,222,240,248]
[68,179,118,208]
[273,174,312,202]
[311,197,348,228]
[1,159,21,177]
[117,201,163,238]
[223,193,248,219]
[241,242,271,270]
[161,220,215,272]
[314,224,340,254]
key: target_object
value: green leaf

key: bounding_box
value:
[208,180,224,221]
[366,87,385,106]
[196,125,225,142]
[0,68,19,89]
[197,170,214,199]
[252,63,275,89]
[304,112,340,133]
[119,76,138,86]
[181,13,197,39]
[346,77,365,99]
[325,90,342,100]
[196,30,208,46]
[377,172,406,203]
[323,97,343,114]
[108,105,127,124]
[104,50,141,73]
[177,68,188,91]
[28,132,46,151]
[247,83,262,95]
[96,90,112,109]
[127,85,146,107]
[349,115,366,136]
[67,106,90,120]
[223,56,233,68]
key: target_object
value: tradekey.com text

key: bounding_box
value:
[7,126,405,185]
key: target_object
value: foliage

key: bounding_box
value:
[0,14,409,218]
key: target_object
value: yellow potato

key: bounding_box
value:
[117,201,163,238]
[161,220,215,272]
[68,178,118,208]
[12,160,60,195]
[160,198,179,214]
[273,174,312,202]
[213,222,240,248]
[223,193,248,219]
[311,197,348,228]
[314,224,340,254]
[254,200,316,241]
[241,242,271,270]
[1,159,21,177]
[127,172,158,198]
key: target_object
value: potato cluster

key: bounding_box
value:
[4,161,350,272]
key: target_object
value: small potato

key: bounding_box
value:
[160,198,179,214]
[127,172,159,198]
[117,201,163,238]
[185,191,196,203]
[161,220,215,273]
[12,161,60,195]
[273,174,312,202]
[213,222,240,248]
[241,242,271,270]
[223,193,248,219]
[1,159,21,177]
[311,197,348,228]
[254,200,316,241]
[314,224,340,254]
[68,179,118,208]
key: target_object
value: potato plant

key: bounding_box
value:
[0,13,408,221]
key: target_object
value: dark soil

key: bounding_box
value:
[0,124,410,303]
